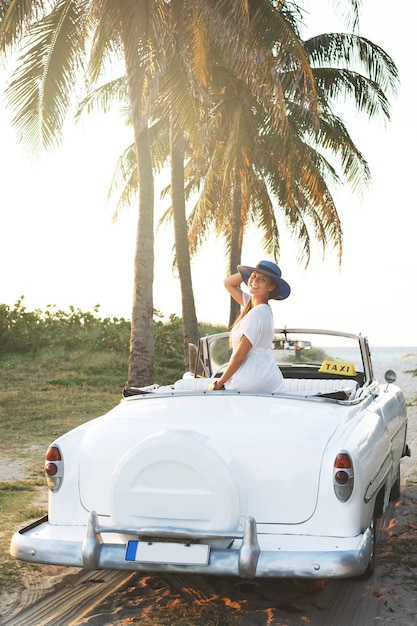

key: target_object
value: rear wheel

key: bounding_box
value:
[355,515,376,580]
[389,466,401,501]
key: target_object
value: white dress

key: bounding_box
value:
[225,293,284,393]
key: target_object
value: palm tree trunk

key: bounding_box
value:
[170,123,199,368]
[128,125,155,386]
[228,182,243,327]
[119,11,157,388]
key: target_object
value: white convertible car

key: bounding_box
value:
[11,328,410,580]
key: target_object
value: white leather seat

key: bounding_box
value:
[284,378,358,397]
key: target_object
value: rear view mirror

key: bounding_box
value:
[273,340,312,350]
[384,369,397,384]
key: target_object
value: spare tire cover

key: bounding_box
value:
[109,429,241,537]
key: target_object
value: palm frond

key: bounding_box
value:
[305,33,399,96]
[106,142,138,220]
[88,2,124,85]
[75,76,128,121]
[4,0,91,155]
[332,0,362,32]
[307,103,371,193]
[0,0,47,53]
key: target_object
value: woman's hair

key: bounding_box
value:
[231,298,252,331]
[229,299,252,347]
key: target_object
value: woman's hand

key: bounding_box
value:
[224,273,245,306]
[208,379,225,391]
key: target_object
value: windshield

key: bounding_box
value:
[205,329,367,384]
[272,331,363,373]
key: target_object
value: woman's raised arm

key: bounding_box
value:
[223,272,245,306]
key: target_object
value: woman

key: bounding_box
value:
[209,260,290,393]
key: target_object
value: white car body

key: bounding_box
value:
[11,329,409,579]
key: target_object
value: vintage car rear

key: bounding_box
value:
[10,329,409,579]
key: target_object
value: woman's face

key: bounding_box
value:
[248,271,275,299]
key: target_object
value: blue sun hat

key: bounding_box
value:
[237,260,291,300]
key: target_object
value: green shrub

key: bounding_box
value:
[0,298,130,354]
[0,298,227,384]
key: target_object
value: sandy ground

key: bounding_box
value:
[1,404,416,626]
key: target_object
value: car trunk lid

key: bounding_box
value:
[78,393,346,526]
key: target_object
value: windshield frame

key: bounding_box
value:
[194,328,374,387]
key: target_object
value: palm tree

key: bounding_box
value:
[76,2,174,387]
[157,1,332,325]
[150,0,211,366]
[182,4,398,325]
[0,0,174,386]
[104,1,396,332]
[90,5,210,369]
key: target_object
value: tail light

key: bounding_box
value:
[333,452,354,502]
[45,445,63,492]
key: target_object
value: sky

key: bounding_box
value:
[0,0,415,347]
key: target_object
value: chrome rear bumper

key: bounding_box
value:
[10,512,373,579]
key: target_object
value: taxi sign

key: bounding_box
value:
[318,360,356,376]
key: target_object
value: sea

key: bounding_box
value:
[365,346,417,401]
[291,343,417,402]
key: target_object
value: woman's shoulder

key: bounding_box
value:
[249,303,271,316]
[245,304,273,332]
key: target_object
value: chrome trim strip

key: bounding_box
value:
[364,453,392,503]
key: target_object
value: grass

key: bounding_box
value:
[0,346,127,595]
[0,348,125,450]
[0,477,48,590]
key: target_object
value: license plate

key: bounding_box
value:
[126,540,210,565]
